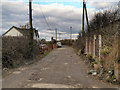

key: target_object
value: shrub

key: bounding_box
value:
[60,39,74,46]
[74,6,119,51]
[115,57,120,63]
[101,46,111,56]
[91,62,96,68]
[100,59,104,65]
[87,54,92,59]
[2,37,40,68]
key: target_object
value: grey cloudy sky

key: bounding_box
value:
[0,0,119,40]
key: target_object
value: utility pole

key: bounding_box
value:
[82,0,85,36]
[29,0,33,58]
[70,26,72,40]
[82,0,90,35]
[84,2,90,33]
[55,28,57,41]
[118,1,120,82]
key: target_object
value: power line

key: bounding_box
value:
[33,1,82,39]
[36,0,52,30]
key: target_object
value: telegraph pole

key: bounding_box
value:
[82,0,85,36]
[29,0,33,58]
[70,26,72,40]
[118,1,120,82]
[84,2,90,33]
[55,28,57,41]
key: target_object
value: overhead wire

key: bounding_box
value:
[33,0,83,39]
[36,0,52,30]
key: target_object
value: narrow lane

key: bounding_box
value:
[2,46,118,88]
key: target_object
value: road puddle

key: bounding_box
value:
[28,72,43,82]
[28,78,43,82]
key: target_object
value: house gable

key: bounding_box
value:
[2,26,39,41]
[3,26,23,37]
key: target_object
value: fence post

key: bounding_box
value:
[93,35,96,58]
[99,35,102,61]
[89,38,91,55]
[85,37,88,54]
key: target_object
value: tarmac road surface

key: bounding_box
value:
[2,46,119,89]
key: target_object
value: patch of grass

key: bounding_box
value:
[42,50,51,57]
[34,50,51,62]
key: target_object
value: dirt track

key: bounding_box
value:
[2,46,119,88]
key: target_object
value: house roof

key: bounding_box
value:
[3,26,39,38]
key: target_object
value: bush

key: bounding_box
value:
[60,39,74,46]
[91,62,96,68]
[86,54,96,63]
[101,46,111,56]
[115,57,120,63]
[2,37,40,68]
[74,7,119,51]
[87,54,92,59]
[100,59,104,65]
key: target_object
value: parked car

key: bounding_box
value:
[40,44,48,53]
[57,42,62,48]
